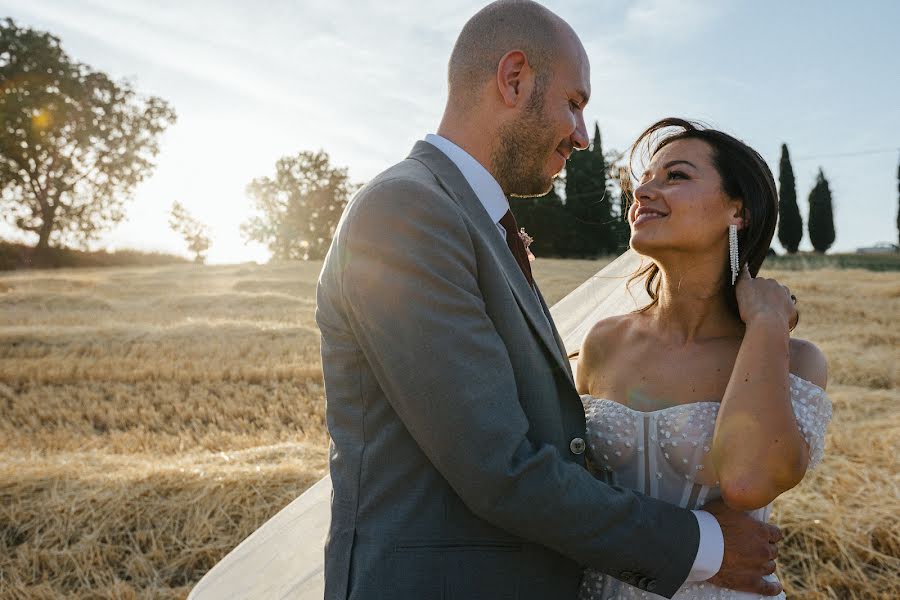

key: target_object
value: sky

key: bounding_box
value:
[2,0,898,264]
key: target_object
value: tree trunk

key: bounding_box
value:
[31,220,55,267]
[36,225,52,250]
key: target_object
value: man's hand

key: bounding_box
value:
[703,499,783,596]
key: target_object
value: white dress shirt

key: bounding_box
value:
[424,133,510,242]
[424,133,724,583]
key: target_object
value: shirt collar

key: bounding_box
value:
[424,133,510,225]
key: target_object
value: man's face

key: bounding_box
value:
[493,36,591,197]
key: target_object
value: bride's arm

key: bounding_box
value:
[712,269,828,511]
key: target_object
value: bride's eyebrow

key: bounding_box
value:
[662,159,698,170]
[639,158,699,181]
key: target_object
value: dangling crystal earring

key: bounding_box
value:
[729,224,739,285]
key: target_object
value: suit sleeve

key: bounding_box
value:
[336,177,699,598]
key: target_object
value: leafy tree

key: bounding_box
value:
[777,143,802,253]
[168,201,211,263]
[807,168,835,253]
[241,150,356,261]
[0,19,176,257]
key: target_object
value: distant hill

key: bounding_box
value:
[0,241,189,270]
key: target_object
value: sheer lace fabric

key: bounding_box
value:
[578,373,832,600]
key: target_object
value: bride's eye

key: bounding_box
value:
[667,170,688,180]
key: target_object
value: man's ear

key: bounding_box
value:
[496,50,531,108]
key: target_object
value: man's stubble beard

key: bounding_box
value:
[490,83,559,198]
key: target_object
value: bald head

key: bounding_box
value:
[439,1,591,196]
[448,0,575,110]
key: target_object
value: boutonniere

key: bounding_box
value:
[518,228,535,262]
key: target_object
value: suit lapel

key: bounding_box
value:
[408,142,575,387]
[536,285,576,386]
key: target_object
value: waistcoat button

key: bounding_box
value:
[570,437,586,455]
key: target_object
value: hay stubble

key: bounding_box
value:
[0,259,896,598]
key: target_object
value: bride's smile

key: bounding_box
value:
[631,205,669,228]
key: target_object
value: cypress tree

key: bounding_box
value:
[808,168,836,253]
[611,191,630,252]
[777,144,803,253]
[592,125,620,255]
[610,166,632,252]
[510,186,569,257]
[559,146,584,255]
[562,123,613,257]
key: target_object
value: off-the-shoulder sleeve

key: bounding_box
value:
[790,375,833,469]
[580,395,602,470]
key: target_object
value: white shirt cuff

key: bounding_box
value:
[686,510,724,581]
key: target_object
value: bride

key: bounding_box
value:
[574,118,830,599]
[189,118,830,600]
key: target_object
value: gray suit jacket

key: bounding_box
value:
[316,141,700,599]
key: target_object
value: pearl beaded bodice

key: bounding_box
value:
[578,373,832,600]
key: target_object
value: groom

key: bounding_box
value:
[316,1,782,598]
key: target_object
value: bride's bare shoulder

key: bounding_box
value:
[575,315,629,394]
[576,315,641,392]
[789,337,828,390]
[579,314,639,362]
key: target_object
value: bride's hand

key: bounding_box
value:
[735,265,798,330]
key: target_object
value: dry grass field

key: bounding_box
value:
[1,258,897,599]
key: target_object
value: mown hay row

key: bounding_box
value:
[0,259,897,599]
[1,445,327,599]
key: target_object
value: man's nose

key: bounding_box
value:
[571,112,589,150]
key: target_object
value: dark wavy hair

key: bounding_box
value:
[623,118,778,317]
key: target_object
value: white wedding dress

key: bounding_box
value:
[189,250,831,599]
[576,373,831,600]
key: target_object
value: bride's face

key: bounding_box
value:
[628,138,743,259]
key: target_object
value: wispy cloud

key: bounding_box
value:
[11,0,327,113]
[2,0,896,259]
[621,0,728,36]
